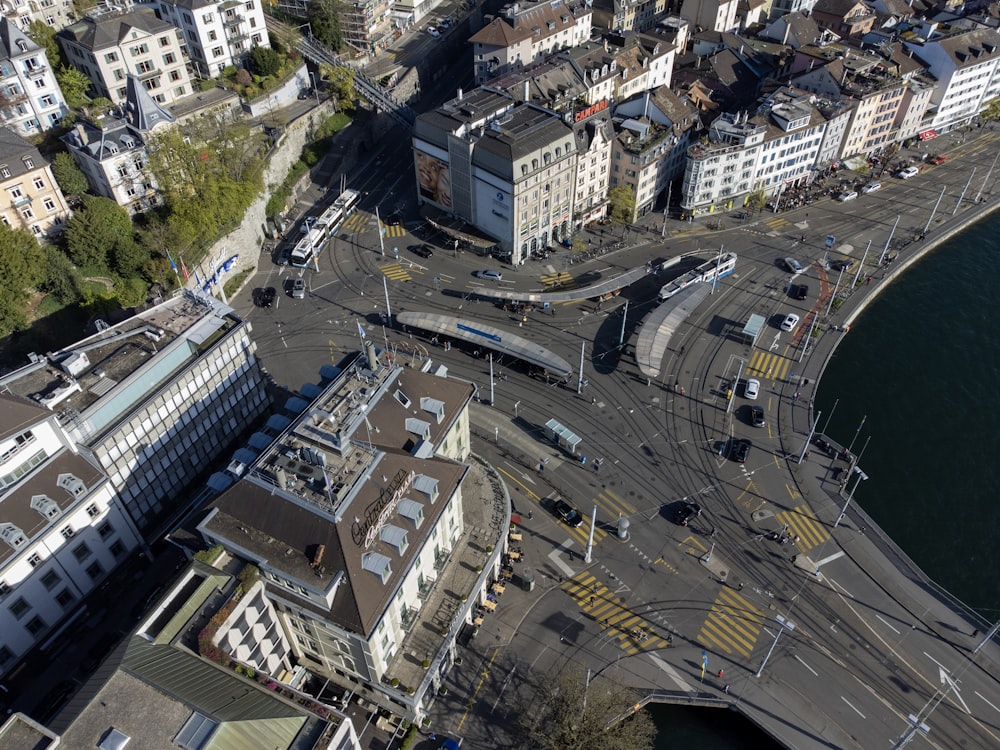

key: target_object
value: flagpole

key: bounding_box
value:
[846,414,866,456]
[357,321,367,349]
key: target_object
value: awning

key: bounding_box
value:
[918,129,938,141]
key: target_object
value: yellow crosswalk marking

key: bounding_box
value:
[765,217,790,231]
[696,589,765,658]
[341,212,369,232]
[383,223,406,238]
[746,350,792,381]
[774,504,829,552]
[379,262,412,281]
[564,517,605,545]
[561,573,669,655]
[540,272,575,289]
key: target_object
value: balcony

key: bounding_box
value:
[135,66,162,81]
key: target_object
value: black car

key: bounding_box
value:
[553,499,583,527]
[750,405,766,428]
[674,502,702,526]
[410,244,433,259]
[254,287,276,308]
[790,283,808,300]
[35,679,77,721]
[731,438,752,463]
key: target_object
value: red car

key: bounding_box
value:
[928,154,947,165]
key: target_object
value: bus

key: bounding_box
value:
[288,188,361,268]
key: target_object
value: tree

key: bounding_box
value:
[0,224,47,337]
[981,97,1000,123]
[320,64,355,110]
[56,65,92,110]
[28,21,63,67]
[607,185,636,224]
[40,245,80,304]
[745,188,768,213]
[514,669,655,750]
[51,153,90,198]
[247,45,280,77]
[64,195,135,269]
[309,0,344,52]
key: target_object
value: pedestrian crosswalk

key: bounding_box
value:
[563,572,672,655]
[764,217,791,231]
[696,587,765,658]
[745,350,793,382]
[540,271,575,289]
[773,504,829,552]
[341,212,369,233]
[379,262,413,282]
[382,222,406,238]
[560,488,635,545]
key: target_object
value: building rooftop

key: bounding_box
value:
[0,292,241,444]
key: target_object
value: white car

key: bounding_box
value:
[781,257,803,274]
[299,216,317,234]
[745,378,761,400]
[780,313,800,332]
[425,25,440,37]
[476,270,503,282]
[838,191,858,202]
[861,182,881,194]
[898,166,920,180]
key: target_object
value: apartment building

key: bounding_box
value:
[470,0,594,85]
[0,17,68,135]
[275,0,393,54]
[155,0,270,78]
[57,7,192,106]
[0,127,70,239]
[0,399,143,678]
[679,0,741,34]
[591,0,668,34]
[0,0,74,32]
[192,347,485,722]
[61,74,173,215]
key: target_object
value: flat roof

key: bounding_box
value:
[635,283,713,378]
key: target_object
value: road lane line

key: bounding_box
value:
[841,697,866,718]
[826,576,854,598]
[648,653,696,693]
[794,654,818,675]
[456,646,499,732]
[976,691,1000,714]
[814,551,845,567]
[876,615,900,634]
[924,652,951,673]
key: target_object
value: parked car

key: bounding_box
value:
[475,269,503,281]
[928,154,947,165]
[425,25,440,37]
[410,244,433,258]
[297,88,314,100]
[553,499,583,527]
[898,166,920,179]
[750,405,766,428]
[861,182,881,194]
[299,216,317,234]
[781,257,803,273]
[837,190,858,202]
[745,378,760,400]
[254,287,276,308]
[291,278,306,299]
[832,258,856,272]
[780,313,800,332]
[674,502,702,526]
[731,438,751,463]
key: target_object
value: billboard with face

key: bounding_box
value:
[416,151,452,209]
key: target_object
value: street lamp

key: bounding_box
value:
[756,614,795,678]
[309,72,320,102]
[835,464,869,528]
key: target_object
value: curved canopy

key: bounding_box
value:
[457,262,664,304]
[635,283,713,378]
[396,312,573,378]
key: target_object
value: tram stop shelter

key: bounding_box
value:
[545,418,582,455]
[635,283,712,378]
[740,314,767,347]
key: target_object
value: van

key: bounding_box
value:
[475,270,503,282]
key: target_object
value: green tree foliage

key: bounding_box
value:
[51,153,90,197]
[28,21,63,67]
[320,64,355,111]
[56,65,92,110]
[607,185,636,224]
[745,188,768,211]
[981,97,1000,123]
[514,669,656,750]
[309,0,344,52]
[246,45,280,77]
[0,224,46,337]
[64,195,135,269]
[40,245,80,304]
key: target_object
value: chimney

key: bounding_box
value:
[74,122,87,146]
[457,88,464,101]
[365,339,379,371]
[522,79,530,101]
[782,21,791,47]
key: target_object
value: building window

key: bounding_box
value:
[34,78,45,89]
[43,197,55,212]
[97,521,114,539]
[23,157,33,168]
[211,46,223,58]
[0,523,28,549]
[86,561,103,580]
[86,503,100,518]
[105,52,118,63]
[57,474,87,498]
[41,570,61,590]
[32,176,44,189]
[129,43,149,56]
[109,540,125,558]
[25,615,45,635]
[72,542,91,562]
[0,168,9,178]
[159,35,170,47]
[0,646,12,666]
[9,596,29,619]
[0,581,8,597]
[55,588,75,608]
[137,60,154,74]
[163,52,176,65]
[27,553,41,567]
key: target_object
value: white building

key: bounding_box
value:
[904,27,1000,132]
[0,17,69,135]
[57,7,192,107]
[155,0,270,78]
[0,0,74,32]
[0,400,143,677]
[192,346,490,722]
[679,0,741,34]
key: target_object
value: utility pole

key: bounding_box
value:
[853,239,871,288]
[975,150,1000,203]
[577,342,585,395]
[711,244,724,294]
[618,300,628,348]
[923,185,946,235]
[375,205,385,256]
[878,215,900,266]
[826,266,845,317]
[798,411,821,464]
[953,167,976,215]
[383,276,391,325]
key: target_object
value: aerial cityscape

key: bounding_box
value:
[0,0,999,748]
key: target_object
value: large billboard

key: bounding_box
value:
[416,150,452,209]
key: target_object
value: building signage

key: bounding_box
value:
[352,469,414,547]
[574,99,609,123]
[457,323,501,343]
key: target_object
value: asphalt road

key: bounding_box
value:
[236,123,1000,749]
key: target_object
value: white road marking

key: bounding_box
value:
[502,462,535,485]
[924,652,950,674]
[841,697,866,718]
[550,542,575,577]
[827,576,854,598]
[876,615,900,635]
[814,550,845,567]
[794,654,818,676]
[648,653,696,693]
[976,691,1000,714]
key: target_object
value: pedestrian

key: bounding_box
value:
[793,391,800,400]
[589,595,595,606]
[717,669,724,679]
[592,396,597,405]
[737,582,744,591]
[527,510,533,520]
[551,307,556,316]
[724,684,730,694]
